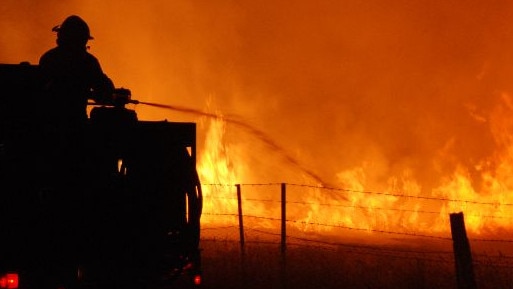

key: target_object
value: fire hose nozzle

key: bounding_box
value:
[88,88,139,107]
[112,87,139,107]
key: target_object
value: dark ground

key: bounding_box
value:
[197,237,513,289]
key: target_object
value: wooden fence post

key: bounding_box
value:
[450,212,477,289]
[236,184,245,254]
[236,184,246,287]
[281,183,287,289]
[281,183,287,255]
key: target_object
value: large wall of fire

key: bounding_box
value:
[2,0,513,234]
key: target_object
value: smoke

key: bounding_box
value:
[2,0,513,191]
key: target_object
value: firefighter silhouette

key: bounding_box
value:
[37,16,115,288]
[39,15,114,176]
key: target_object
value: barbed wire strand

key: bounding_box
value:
[202,212,513,243]
[203,182,513,207]
[204,195,513,220]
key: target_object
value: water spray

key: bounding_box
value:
[90,92,334,190]
[136,101,333,188]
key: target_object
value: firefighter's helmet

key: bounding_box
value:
[53,15,93,46]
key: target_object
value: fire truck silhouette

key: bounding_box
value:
[0,63,202,289]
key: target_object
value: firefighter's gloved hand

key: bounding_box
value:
[112,88,131,107]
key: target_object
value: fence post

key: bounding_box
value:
[450,212,477,289]
[236,184,244,254]
[281,183,287,255]
[236,184,246,287]
[280,183,287,289]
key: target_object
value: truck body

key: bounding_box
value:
[0,63,202,289]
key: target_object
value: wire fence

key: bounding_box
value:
[201,182,513,241]
[199,182,513,274]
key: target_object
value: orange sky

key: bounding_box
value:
[3,0,513,191]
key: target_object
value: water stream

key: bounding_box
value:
[138,101,331,187]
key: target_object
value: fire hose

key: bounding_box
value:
[88,89,333,190]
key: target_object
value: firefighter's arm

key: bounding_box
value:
[90,72,115,104]
[88,55,115,104]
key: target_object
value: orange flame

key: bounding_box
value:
[198,96,513,238]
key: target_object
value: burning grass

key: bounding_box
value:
[198,112,513,238]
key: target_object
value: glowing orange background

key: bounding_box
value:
[2,1,513,217]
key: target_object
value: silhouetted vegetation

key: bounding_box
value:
[199,238,513,289]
